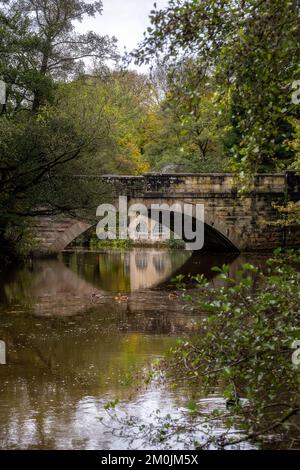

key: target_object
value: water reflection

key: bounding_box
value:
[62,249,192,292]
[0,248,267,449]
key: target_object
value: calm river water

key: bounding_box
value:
[0,249,269,449]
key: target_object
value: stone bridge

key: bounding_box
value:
[33,172,300,254]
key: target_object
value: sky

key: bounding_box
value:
[75,0,170,70]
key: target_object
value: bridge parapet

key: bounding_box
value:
[103,172,297,198]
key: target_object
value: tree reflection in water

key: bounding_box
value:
[0,249,269,449]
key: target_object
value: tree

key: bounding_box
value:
[143,60,230,172]
[60,71,152,175]
[0,0,118,113]
[135,0,300,172]
[0,0,119,266]
[0,67,157,266]
[0,104,110,265]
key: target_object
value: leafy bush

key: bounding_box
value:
[168,249,300,447]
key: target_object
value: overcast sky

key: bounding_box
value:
[76,0,170,69]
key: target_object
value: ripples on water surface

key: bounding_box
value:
[0,249,267,449]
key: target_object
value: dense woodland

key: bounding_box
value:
[1,0,300,451]
[0,0,300,265]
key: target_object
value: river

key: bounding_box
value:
[0,248,269,449]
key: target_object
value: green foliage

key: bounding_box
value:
[0,2,121,210]
[168,250,300,447]
[0,103,108,265]
[89,238,133,250]
[136,0,300,172]
[143,60,230,172]
[0,1,121,266]
[104,399,119,410]
[166,238,185,250]
[171,273,186,289]
[0,0,117,113]
[98,250,300,448]
[60,72,152,175]
[271,201,300,227]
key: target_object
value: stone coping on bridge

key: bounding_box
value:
[101,172,300,197]
[102,172,286,177]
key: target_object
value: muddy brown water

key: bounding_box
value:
[0,249,269,449]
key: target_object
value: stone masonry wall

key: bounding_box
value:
[104,172,300,252]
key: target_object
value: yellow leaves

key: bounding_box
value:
[137,160,151,174]
[117,139,150,175]
[270,201,300,227]
[51,72,157,175]
[144,111,161,131]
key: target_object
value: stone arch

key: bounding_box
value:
[139,200,240,253]
[203,212,240,252]
[51,220,92,252]
[34,217,93,255]
[34,200,240,254]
